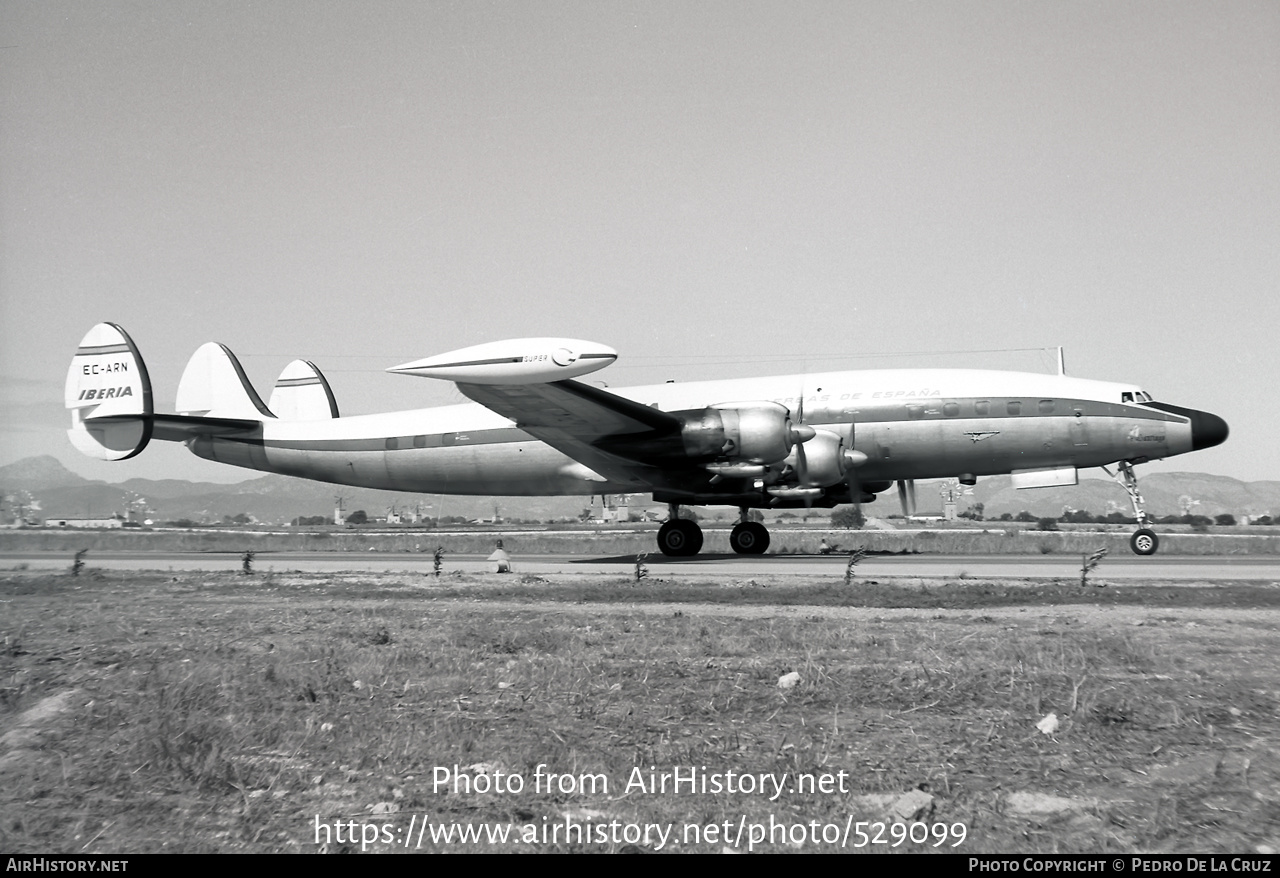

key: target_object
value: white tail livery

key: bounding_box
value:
[269,360,339,420]
[65,323,153,460]
[65,323,1228,557]
[175,342,275,420]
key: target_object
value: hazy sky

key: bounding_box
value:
[2,1,1277,485]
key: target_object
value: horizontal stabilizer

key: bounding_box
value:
[149,413,262,441]
[176,342,275,420]
[81,413,261,443]
[65,323,154,460]
[268,359,339,420]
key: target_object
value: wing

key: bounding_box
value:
[456,380,680,488]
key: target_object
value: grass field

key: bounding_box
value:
[2,568,1278,854]
[4,523,1279,556]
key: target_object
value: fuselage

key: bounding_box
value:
[184,367,1222,500]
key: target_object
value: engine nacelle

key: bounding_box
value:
[677,401,808,465]
[785,429,851,487]
[599,400,814,467]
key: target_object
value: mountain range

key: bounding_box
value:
[2,456,1278,525]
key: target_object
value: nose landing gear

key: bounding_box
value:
[1103,461,1160,556]
[1130,527,1159,555]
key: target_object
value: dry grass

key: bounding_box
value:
[1,570,1277,853]
[5,525,1279,556]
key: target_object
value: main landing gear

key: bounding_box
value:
[730,508,769,555]
[1103,461,1160,556]
[657,504,703,557]
[656,505,771,557]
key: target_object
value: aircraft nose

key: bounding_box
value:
[1189,409,1229,451]
[1146,402,1229,451]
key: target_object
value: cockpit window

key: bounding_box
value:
[1122,392,1134,403]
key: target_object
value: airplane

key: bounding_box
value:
[64,323,1228,557]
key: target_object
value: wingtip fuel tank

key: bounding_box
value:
[387,338,617,385]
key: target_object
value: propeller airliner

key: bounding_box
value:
[65,323,1228,556]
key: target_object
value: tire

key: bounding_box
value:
[657,519,704,557]
[1130,528,1159,556]
[729,521,770,555]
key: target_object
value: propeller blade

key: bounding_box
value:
[796,439,813,507]
[897,479,917,518]
[844,425,866,525]
[795,390,816,507]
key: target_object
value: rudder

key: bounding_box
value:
[65,323,154,460]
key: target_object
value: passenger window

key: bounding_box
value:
[1039,399,1055,414]
[906,404,924,419]
[413,435,427,448]
[943,402,960,417]
[1007,401,1022,416]
[385,437,399,450]
[975,400,989,416]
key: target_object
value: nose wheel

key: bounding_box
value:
[1130,528,1159,556]
[1104,462,1160,556]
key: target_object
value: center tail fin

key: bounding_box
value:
[175,342,275,420]
[268,360,339,420]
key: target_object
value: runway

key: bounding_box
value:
[3,550,1277,581]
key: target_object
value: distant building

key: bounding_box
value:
[45,515,125,529]
[581,494,630,524]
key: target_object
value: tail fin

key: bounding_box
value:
[268,360,339,420]
[65,323,154,460]
[175,342,275,420]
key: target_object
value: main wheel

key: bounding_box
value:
[1130,528,1159,556]
[729,521,770,555]
[657,519,704,557]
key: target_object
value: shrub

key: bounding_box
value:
[831,507,865,529]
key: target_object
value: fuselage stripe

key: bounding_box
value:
[219,397,1184,454]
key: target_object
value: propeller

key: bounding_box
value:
[795,391,871,516]
[792,393,814,508]
[773,391,865,509]
[845,421,865,522]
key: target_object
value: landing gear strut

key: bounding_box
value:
[657,503,703,557]
[1103,461,1159,556]
[730,507,769,555]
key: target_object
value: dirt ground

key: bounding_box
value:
[2,569,1278,854]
